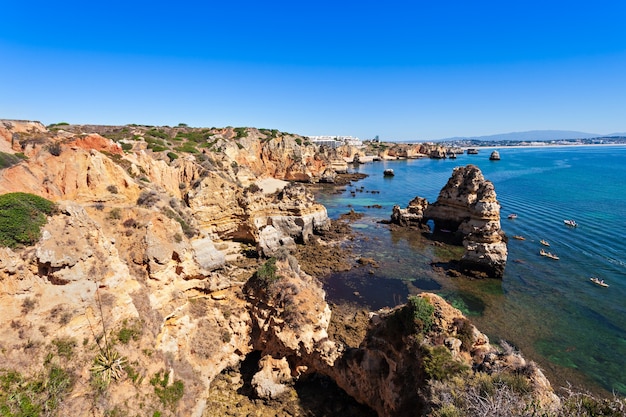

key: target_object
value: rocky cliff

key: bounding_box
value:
[0,121,554,417]
[244,257,559,416]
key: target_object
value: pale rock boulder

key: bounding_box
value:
[257,225,296,257]
[251,356,292,399]
[191,236,226,271]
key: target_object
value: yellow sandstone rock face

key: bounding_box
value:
[0,121,337,416]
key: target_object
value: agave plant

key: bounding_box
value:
[90,347,127,386]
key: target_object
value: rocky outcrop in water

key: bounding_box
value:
[391,165,508,278]
[427,165,507,278]
[391,196,429,227]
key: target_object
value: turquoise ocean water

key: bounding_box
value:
[312,145,626,396]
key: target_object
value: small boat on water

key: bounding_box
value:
[512,235,525,240]
[564,219,578,227]
[507,213,518,219]
[540,239,550,246]
[383,169,395,177]
[590,277,609,287]
[540,249,560,260]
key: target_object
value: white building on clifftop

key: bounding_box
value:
[307,135,363,148]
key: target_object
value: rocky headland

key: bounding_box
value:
[0,120,586,417]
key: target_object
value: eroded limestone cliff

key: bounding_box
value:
[0,121,553,417]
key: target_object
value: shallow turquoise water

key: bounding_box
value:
[313,145,626,396]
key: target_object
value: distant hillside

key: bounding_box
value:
[437,130,605,142]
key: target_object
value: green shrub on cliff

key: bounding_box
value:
[423,345,469,381]
[0,151,27,169]
[394,295,435,334]
[255,257,279,288]
[150,370,184,409]
[234,127,248,139]
[0,192,56,248]
[0,364,74,417]
[408,296,435,332]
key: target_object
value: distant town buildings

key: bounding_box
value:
[307,135,363,148]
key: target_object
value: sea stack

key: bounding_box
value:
[426,165,507,278]
[392,165,508,278]
[489,150,501,160]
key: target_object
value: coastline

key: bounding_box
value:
[310,162,623,400]
[464,142,626,151]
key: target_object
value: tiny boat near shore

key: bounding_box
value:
[540,249,560,260]
[540,239,550,246]
[383,169,395,177]
[590,277,609,287]
[564,219,578,227]
[512,235,525,240]
[508,213,518,219]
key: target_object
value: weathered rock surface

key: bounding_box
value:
[426,165,507,278]
[0,121,554,417]
[244,258,558,416]
[391,165,508,278]
[391,196,429,227]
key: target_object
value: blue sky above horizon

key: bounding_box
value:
[1,1,625,141]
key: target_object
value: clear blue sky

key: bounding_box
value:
[1,1,625,141]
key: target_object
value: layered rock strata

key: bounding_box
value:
[0,121,551,416]
[391,164,508,278]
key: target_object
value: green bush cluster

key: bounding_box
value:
[423,346,469,381]
[393,295,435,334]
[150,370,184,409]
[0,151,27,169]
[259,128,280,140]
[255,257,279,288]
[117,320,142,344]
[52,337,77,359]
[175,129,213,143]
[174,143,199,154]
[145,128,170,140]
[234,127,248,139]
[0,365,74,417]
[408,296,435,333]
[0,192,56,248]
